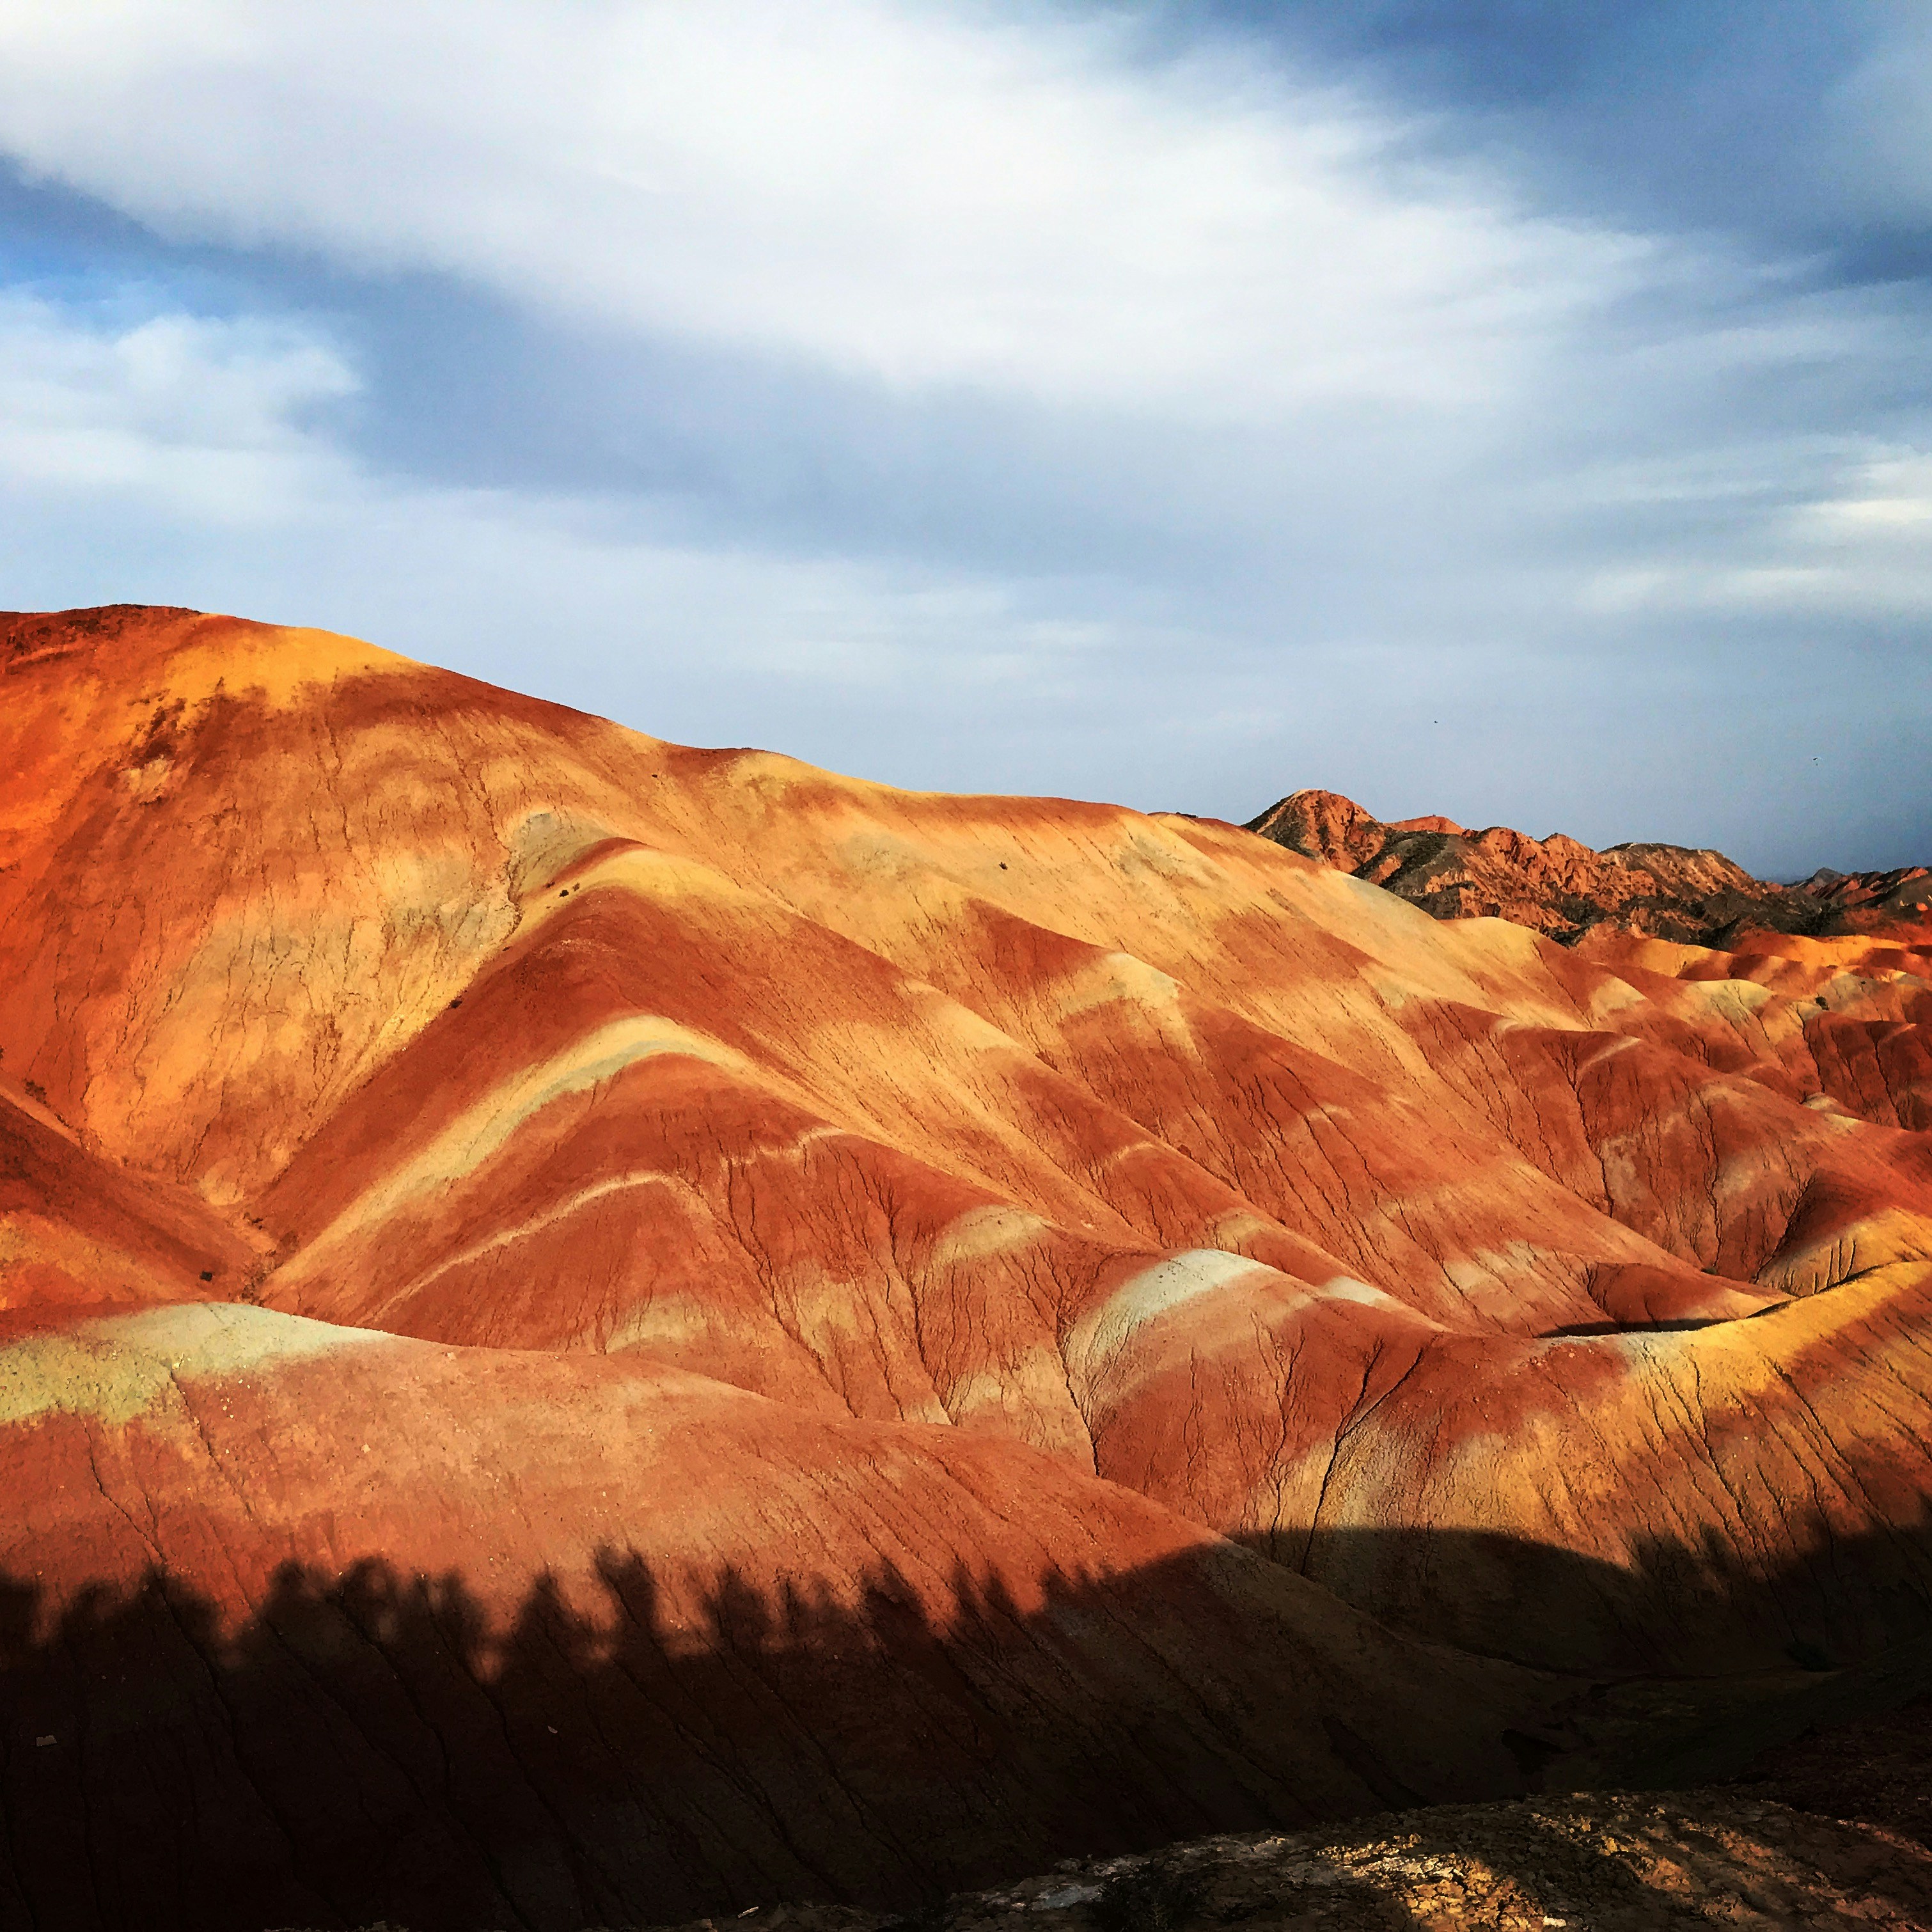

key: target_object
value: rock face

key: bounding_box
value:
[6,608,1932,1930]
[1248,787,1932,946]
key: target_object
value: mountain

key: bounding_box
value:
[1247,787,1932,947]
[7,607,1932,1931]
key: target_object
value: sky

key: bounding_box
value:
[0,3,1928,874]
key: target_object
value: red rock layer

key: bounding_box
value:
[0,1082,260,1312]
[5,609,1932,1928]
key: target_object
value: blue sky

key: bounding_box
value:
[0,2,1927,873]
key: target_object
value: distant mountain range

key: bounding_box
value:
[1248,787,1932,948]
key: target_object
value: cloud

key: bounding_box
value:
[0,0,1647,410]
[0,293,356,519]
[1820,15,1932,224]
[1577,445,1932,624]
[0,286,355,494]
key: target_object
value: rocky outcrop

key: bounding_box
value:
[7,609,1932,1929]
[1246,787,1931,946]
[1801,862,1932,926]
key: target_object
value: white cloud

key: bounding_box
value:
[1571,441,1932,622]
[0,294,356,519]
[0,0,1642,410]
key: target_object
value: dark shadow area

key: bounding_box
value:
[1534,1317,1732,1337]
[1732,1675,1932,1850]
[8,1515,1932,1932]
[1247,1509,1932,1683]
[0,1541,1531,1932]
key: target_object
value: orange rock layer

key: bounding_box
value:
[6,608,1932,1930]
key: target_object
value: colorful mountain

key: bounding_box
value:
[6,608,1932,1930]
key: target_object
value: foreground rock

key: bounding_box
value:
[7,608,1932,1928]
[1247,787,1932,946]
[780,1793,1932,1929]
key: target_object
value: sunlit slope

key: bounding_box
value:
[1581,924,1932,1134]
[4,603,1932,1686]
[0,1081,260,1312]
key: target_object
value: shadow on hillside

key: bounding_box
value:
[6,1519,1932,1932]
[0,1543,1477,1932]
[1253,1512,1932,1683]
